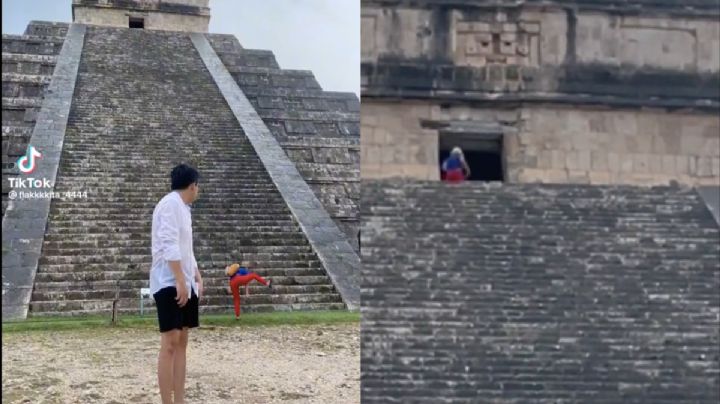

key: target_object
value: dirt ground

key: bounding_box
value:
[2,323,359,404]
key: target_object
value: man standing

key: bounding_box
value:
[150,163,203,404]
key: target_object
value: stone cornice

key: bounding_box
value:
[72,0,210,17]
[361,0,720,17]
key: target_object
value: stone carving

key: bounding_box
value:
[455,17,540,68]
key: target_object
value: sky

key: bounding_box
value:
[1,0,360,95]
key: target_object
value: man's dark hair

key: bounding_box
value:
[170,164,199,190]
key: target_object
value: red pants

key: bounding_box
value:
[229,273,268,317]
[444,168,465,183]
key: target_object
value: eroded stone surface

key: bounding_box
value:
[360,1,720,186]
[361,180,720,403]
[19,26,347,316]
[207,34,361,252]
[2,21,70,216]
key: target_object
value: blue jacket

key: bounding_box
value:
[230,267,250,279]
[442,155,463,171]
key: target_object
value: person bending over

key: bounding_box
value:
[441,147,471,183]
[226,261,273,318]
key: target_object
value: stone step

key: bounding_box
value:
[45,192,286,200]
[54,172,274,180]
[48,200,290,209]
[54,168,276,177]
[43,228,307,241]
[48,210,294,219]
[1,52,58,63]
[225,65,315,77]
[32,284,336,301]
[42,238,311,250]
[29,293,343,313]
[46,196,286,204]
[240,85,358,101]
[45,221,300,234]
[46,196,285,204]
[46,215,295,224]
[38,253,320,266]
[2,72,52,84]
[43,237,309,249]
[2,125,34,136]
[2,35,66,54]
[1,33,66,43]
[29,302,348,317]
[42,237,314,249]
[23,22,70,37]
[34,261,323,275]
[2,97,43,108]
[42,230,306,242]
[49,183,278,191]
[35,271,330,284]
[2,65,54,80]
[46,218,298,227]
[47,194,288,201]
[47,184,282,190]
[40,247,317,261]
[31,270,329,290]
[57,154,268,161]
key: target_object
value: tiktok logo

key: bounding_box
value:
[17,145,42,174]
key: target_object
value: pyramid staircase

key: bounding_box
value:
[207,34,361,251]
[28,26,346,316]
[361,181,720,402]
[2,22,69,216]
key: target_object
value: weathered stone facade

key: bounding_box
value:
[2,22,70,216]
[206,34,362,251]
[2,6,360,317]
[362,102,720,185]
[361,1,720,402]
[72,0,210,32]
[362,180,720,403]
[361,0,720,186]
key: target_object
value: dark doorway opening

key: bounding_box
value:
[129,18,145,29]
[439,132,504,182]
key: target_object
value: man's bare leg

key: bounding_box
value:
[159,330,180,404]
[245,284,250,296]
[173,327,190,403]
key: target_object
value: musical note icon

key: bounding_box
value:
[17,145,43,174]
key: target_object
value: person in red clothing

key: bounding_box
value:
[226,261,273,318]
[441,146,471,183]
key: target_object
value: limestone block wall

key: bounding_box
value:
[361,101,720,187]
[361,0,720,187]
[362,2,720,74]
[361,1,720,103]
[575,13,720,73]
[361,102,440,180]
[513,106,720,186]
[73,8,209,32]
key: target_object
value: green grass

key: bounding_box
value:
[2,310,360,333]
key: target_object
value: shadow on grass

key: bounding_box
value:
[2,310,360,333]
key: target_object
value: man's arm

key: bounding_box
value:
[158,202,189,306]
[168,260,185,288]
[192,251,203,299]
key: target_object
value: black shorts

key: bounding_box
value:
[153,286,199,333]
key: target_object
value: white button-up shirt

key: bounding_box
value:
[150,191,198,298]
